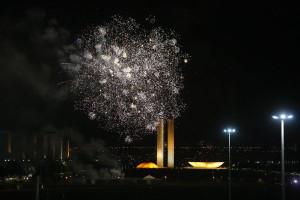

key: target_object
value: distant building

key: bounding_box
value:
[136,162,159,168]
[188,162,225,169]
[0,131,11,157]
[157,119,175,168]
[43,132,69,159]
[0,130,69,160]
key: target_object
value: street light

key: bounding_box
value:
[272,113,293,200]
[224,128,236,200]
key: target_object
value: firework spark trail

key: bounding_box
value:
[65,16,188,140]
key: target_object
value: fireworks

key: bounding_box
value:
[124,135,133,144]
[65,16,188,140]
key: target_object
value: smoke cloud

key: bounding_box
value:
[0,7,122,178]
[53,127,123,179]
[0,7,70,130]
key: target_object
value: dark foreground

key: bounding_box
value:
[1,181,300,200]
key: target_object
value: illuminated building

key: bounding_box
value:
[156,119,175,168]
[43,135,46,158]
[67,140,70,158]
[188,162,224,169]
[167,119,174,168]
[136,162,159,168]
[8,131,11,153]
[42,132,66,159]
[60,138,63,160]
[0,131,68,159]
[157,120,164,167]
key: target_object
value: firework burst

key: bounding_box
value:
[65,16,188,140]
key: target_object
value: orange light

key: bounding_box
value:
[136,162,159,168]
[8,132,12,153]
[67,140,70,158]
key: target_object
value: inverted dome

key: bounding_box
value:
[188,162,224,169]
[136,162,159,168]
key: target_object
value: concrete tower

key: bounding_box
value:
[156,119,175,168]
[156,120,164,167]
[167,119,174,168]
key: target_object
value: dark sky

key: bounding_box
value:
[0,0,299,147]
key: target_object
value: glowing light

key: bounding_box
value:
[157,120,164,168]
[124,136,133,144]
[8,132,11,153]
[273,114,293,120]
[88,112,96,120]
[136,162,159,168]
[293,179,298,184]
[280,114,286,119]
[65,16,188,141]
[188,162,224,169]
[224,128,236,133]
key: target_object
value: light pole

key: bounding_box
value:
[272,114,293,200]
[224,128,236,200]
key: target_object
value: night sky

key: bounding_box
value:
[0,1,299,147]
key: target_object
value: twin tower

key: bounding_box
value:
[157,119,174,168]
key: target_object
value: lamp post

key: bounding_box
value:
[224,128,236,200]
[272,114,293,200]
